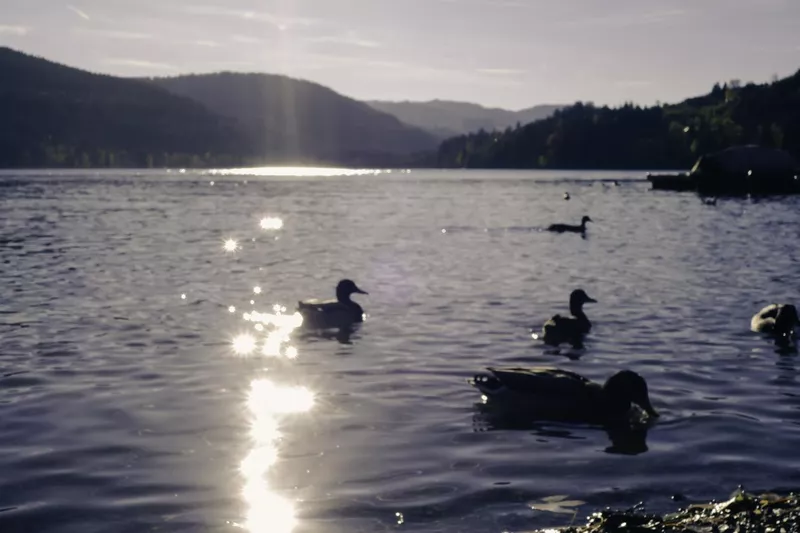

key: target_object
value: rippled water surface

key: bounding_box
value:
[2,168,800,533]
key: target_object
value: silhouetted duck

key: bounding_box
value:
[547,216,592,234]
[297,279,367,330]
[469,367,659,424]
[540,289,596,345]
[751,303,799,347]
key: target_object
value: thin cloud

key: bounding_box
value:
[105,58,177,71]
[75,28,152,40]
[182,5,319,30]
[0,25,29,36]
[192,40,220,48]
[477,68,526,76]
[300,53,523,87]
[67,4,91,20]
[616,80,653,88]
[568,9,686,29]
[231,35,263,44]
[308,31,380,49]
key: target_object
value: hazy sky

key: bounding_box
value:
[1,0,798,109]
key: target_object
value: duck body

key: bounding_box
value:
[469,367,658,425]
[297,279,367,330]
[547,216,592,234]
[751,303,799,346]
[541,289,596,346]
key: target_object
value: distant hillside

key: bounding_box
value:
[0,47,245,168]
[436,72,800,170]
[149,73,438,164]
[367,100,563,138]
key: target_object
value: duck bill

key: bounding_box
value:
[638,397,659,418]
[586,297,597,303]
[354,288,368,295]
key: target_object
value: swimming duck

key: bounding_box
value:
[751,303,799,346]
[469,367,658,424]
[547,216,592,234]
[540,289,596,346]
[563,192,571,200]
[297,279,367,330]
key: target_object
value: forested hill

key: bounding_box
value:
[148,73,438,164]
[435,71,800,170]
[0,47,246,168]
[366,100,563,138]
[0,47,437,168]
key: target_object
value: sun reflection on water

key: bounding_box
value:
[232,306,304,359]
[223,238,239,252]
[240,379,315,533]
[259,217,284,230]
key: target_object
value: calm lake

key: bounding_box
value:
[1,168,800,533]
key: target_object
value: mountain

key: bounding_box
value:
[366,100,563,138]
[0,47,245,168]
[435,72,800,170]
[148,73,438,164]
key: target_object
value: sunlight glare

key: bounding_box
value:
[240,378,314,533]
[209,167,387,178]
[240,446,278,475]
[229,306,236,313]
[253,286,262,294]
[233,334,257,355]
[260,217,284,230]
[248,379,315,415]
[223,239,239,252]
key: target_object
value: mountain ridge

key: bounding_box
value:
[367,99,564,138]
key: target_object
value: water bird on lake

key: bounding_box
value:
[547,216,592,234]
[297,279,368,330]
[540,289,596,346]
[563,192,570,200]
[468,367,659,424]
[751,303,799,347]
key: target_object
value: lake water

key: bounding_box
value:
[1,168,800,533]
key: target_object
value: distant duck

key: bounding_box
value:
[613,180,621,187]
[540,289,596,346]
[547,216,592,234]
[751,303,799,346]
[563,192,571,200]
[297,279,368,330]
[469,367,659,424]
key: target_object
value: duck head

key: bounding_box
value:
[581,216,593,225]
[569,289,596,314]
[604,370,659,418]
[774,304,799,346]
[336,279,368,302]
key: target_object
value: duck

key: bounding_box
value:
[547,216,592,234]
[563,192,571,200]
[297,279,368,330]
[469,367,659,424]
[751,303,799,346]
[540,289,596,346]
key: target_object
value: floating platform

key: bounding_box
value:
[647,146,800,195]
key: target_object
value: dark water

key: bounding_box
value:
[1,168,800,533]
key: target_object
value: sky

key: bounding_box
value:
[1,0,799,109]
